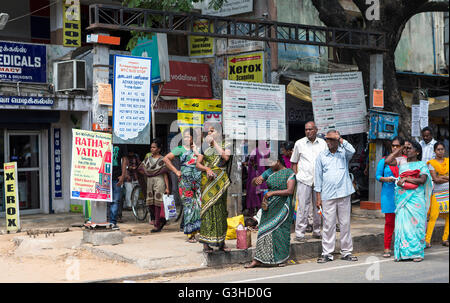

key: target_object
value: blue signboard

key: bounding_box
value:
[0,95,54,106]
[0,41,47,83]
[53,128,62,198]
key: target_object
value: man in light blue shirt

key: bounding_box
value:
[314,130,357,263]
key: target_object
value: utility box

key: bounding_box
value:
[368,109,399,140]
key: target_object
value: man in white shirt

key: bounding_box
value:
[419,127,437,164]
[290,121,327,241]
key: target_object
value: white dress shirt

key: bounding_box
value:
[290,136,327,186]
[419,138,437,164]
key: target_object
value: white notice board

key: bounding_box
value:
[310,72,367,135]
[223,80,286,140]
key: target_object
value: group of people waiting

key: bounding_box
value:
[378,127,449,262]
[108,122,448,268]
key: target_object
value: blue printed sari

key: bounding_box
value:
[394,161,432,261]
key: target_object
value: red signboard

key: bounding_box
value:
[161,61,212,98]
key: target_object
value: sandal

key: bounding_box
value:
[218,245,231,252]
[425,242,432,249]
[442,240,449,247]
[413,258,423,262]
[187,237,198,243]
[382,251,391,258]
[278,263,286,267]
[317,255,333,263]
[341,254,358,262]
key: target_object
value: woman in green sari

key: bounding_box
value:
[163,127,202,243]
[196,126,232,252]
[245,153,296,268]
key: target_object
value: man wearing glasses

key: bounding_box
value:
[314,130,358,263]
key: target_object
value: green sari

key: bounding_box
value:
[254,168,296,264]
[198,143,231,246]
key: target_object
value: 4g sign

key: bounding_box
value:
[3,162,21,232]
[63,0,81,47]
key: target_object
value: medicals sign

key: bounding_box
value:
[113,55,152,144]
[223,80,285,140]
[0,41,46,83]
[3,162,21,232]
[70,129,112,202]
[310,72,367,136]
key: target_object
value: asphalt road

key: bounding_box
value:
[169,247,449,283]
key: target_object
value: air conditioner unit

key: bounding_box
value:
[54,60,86,92]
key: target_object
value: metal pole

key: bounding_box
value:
[368,53,383,203]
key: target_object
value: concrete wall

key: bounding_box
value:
[395,12,446,74]
[276,0,328,73]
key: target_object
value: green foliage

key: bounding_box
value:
[122,0,226,50]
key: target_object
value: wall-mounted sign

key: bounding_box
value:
[0,41,47,83]
[98,83,113,106]
[161,61,212,98]
[177,98,222,129]
[3,162,21,232]
[223,80,285,140]
[227,52,264,83]
[310,72,367,136]
[63,0,81,47]
[0,95,54,106]
[202,0,253,16]
[54,128,62,199]
[189,20,215,57]
[372,89,384,108]
[112,55,152,144]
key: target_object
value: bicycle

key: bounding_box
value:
[130,183,183,222]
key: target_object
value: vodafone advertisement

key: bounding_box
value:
[161,61,212,98]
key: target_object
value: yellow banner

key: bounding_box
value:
[178,98,206,112]
[63,0,81,47]
[177,112,204,125]
[189,20,214,57]
[204,99,222,113]
[3,162,20,232]
[228,51,264,83]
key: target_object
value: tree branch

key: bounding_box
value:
[415,0,449,13]
[311,0,355,28]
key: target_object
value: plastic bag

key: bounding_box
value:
[163,194,177,220]
[225,215,245,240]
[236,225,252,249]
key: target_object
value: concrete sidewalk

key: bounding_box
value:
[1,207,447,282]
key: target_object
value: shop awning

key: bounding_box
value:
[287,79,449,111]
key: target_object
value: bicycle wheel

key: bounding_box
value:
[130,185,148,221]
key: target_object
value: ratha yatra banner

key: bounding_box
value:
[70,129,112,202]
[3,162,21,232]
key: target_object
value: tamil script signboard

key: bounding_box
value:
[70,129,112,202]
[223,80,285,140]
[0,41,47,83]
[0,96,54,106]
[310,72,367,136]
[202,0,253,16]
[112,55,152,144]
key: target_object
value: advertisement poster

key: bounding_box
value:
[3,162,21,232]
[201,0,253,16]
[161,61,212,98]
[54,128,62,199]
[222,80,286,140]
[0,41,47,83]
[189,20,215,57]
[227,52,264,83]
[113,55,152,144]
[63,0,81,47]
[177,98,222,129]
[310,72,367,136]
[70,129,112,202]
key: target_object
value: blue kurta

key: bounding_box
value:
[376,158,396,214]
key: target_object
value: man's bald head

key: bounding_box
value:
[305,121,318,141]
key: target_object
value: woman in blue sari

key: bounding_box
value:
[385,139,432,262]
